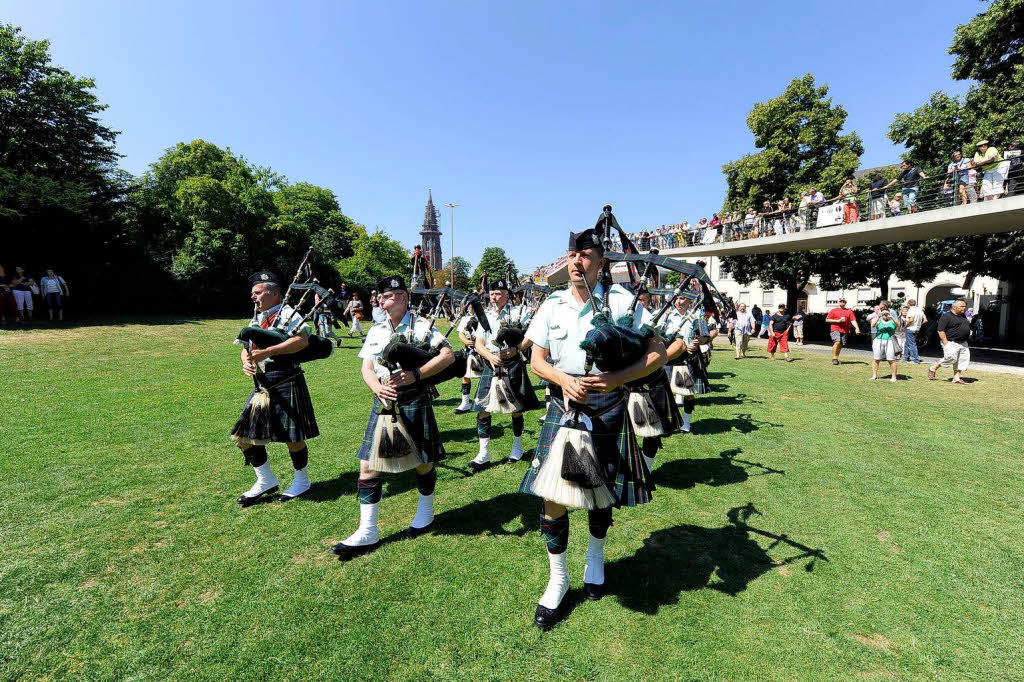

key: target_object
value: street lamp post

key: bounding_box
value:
[444,202,458,290]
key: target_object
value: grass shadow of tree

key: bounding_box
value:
[694,413,783,435]
[432,492,539,537]
[699,393,761,407]
[606,503,827,615]
[655,448,784,490]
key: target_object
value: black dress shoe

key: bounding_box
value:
[237,485,279,507]
[534,602,564,630]
[467,460,490,474]
[331,540,380,560]
[584,582,604,601]
[406,522,433,539]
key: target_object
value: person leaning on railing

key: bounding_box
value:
[972,140,1002,201]
[833,174,861,224]
[1004,141,1022,196]
[945,150,977,204]
[882,161,927,214]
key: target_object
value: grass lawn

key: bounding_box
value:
[1,318,1021,681]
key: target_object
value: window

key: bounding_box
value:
[857,288,872,305]
[889,288,905,304]
[738,291,750,305]
[762,291,774,307]
[826,291,842,305]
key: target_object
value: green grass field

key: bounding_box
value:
[2,319,1022,681]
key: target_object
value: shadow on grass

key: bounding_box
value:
[706,371,736,380]
[0,314,202,331]
[302,467,417,503]
[699,393,761,407]
[606,503,828,615]
[432,492,539,537]
[694,413,782,435]
[655,448,784,490]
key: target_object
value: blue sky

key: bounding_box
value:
[8,0,980,272]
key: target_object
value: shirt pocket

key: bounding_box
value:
[547,322,568,362]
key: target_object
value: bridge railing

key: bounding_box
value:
[617,155,1024,252]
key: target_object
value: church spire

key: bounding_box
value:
[420,190,443,271]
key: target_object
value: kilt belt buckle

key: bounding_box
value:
[559,411,593,430]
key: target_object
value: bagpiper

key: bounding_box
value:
[663,295,712,434]
[518,228,667,629]
[331,275,454,560]
[231,271,320,506]
[468,277,541,472]
[453,309,479,414]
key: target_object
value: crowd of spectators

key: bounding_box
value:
[613,138,1024,253]
[0,265,71,324]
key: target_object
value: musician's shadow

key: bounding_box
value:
[699,392,760,407]
[443,424,510,443]
[654,448,784,490]
[604,503,828,615]
[694,413,782,435]
[707,371,736,380]
[431,493,539,537]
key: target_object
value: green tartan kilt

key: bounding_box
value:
[356,390,445,464]
[635,368,682,432]
[472,357,542,413]
[667,353,709,396]
[230,367,320,444]
[519,384,653,507]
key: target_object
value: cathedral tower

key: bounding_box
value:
[420,190,443,272]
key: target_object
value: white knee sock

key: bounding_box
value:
[583,534,606,585]
[539,551,569,609]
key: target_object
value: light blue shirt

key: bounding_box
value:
[525,282,653,376]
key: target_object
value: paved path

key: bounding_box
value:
[735,336,1024,377]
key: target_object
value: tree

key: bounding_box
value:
[720,75,865,310]
[335,225,409,299]
[440,256,473,290]
[472,247,517,284]
[0,24,131,307]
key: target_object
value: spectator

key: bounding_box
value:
[871,304,900,382]
[0,265,11,325]
[39,268,69,322]
[837,174,860,223]
[751,303,763,337]
[811,187,825,205]
[972,140,1002,201]
[743,209,756,238]
[888,160,927,213]
[902,298,927,364]
[344,293,364,337]
[11,266,35,323]
[797,190,812,231]
[869,172,887,219]
[825,296,861,365]
[1004,141,1022,196]
[867,304,881,341]
[338,282,349,302]
[767,303,793,361]
[928,299,971,384]
[889,193,902,216]
[759,308,771,338]
[971,310,984,343]
[779,197,794,233]
[758,201,773,237]
[945,150,976,204]
[791,308,805,345]
[733,302,756,359]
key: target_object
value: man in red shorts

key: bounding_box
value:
[767,303,793,361]
[825,297,861,365]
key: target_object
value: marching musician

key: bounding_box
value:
[661,295,714,434]
[519,229,666,629]
[453,310,477,414]
[468,278,539,472]
[332,275,454,560]
[231,271,319,506]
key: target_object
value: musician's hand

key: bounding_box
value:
[581,372,621,394]
[560,374,588,403]
[375,382,399,401]
[687,341,700,353]
[242,360,257,377]
[498,347,518,361]
[390,370,416,387]
[249,347,272,364]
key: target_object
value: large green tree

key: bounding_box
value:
[720,75,865,310]
[471,247,517,285]
[0,24,132,306]
[130,140,356,310]
[335,225,409,299]
[440,256,473,290]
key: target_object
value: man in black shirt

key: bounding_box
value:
[885,161,928,214]
[767,303,793,361]
[751,304,762,337]
[928,299,971,384]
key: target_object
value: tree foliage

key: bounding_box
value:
[335,225,409,299]
[472,247,517,284]
[440,256,473,290]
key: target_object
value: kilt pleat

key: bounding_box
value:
[230,368,319,443]
[356,391,445,464]
[472,357,542,413]
[519,384,653,507]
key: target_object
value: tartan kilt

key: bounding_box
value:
[519,384,653,507]
[667,353,709,397]
[472,357,542,413]
[632,368,683,432]
[356,390,445,464]
[230,367,319,444]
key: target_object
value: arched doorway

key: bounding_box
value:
[925,284,959,308]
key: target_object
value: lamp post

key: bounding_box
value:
[444,202,458,290]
